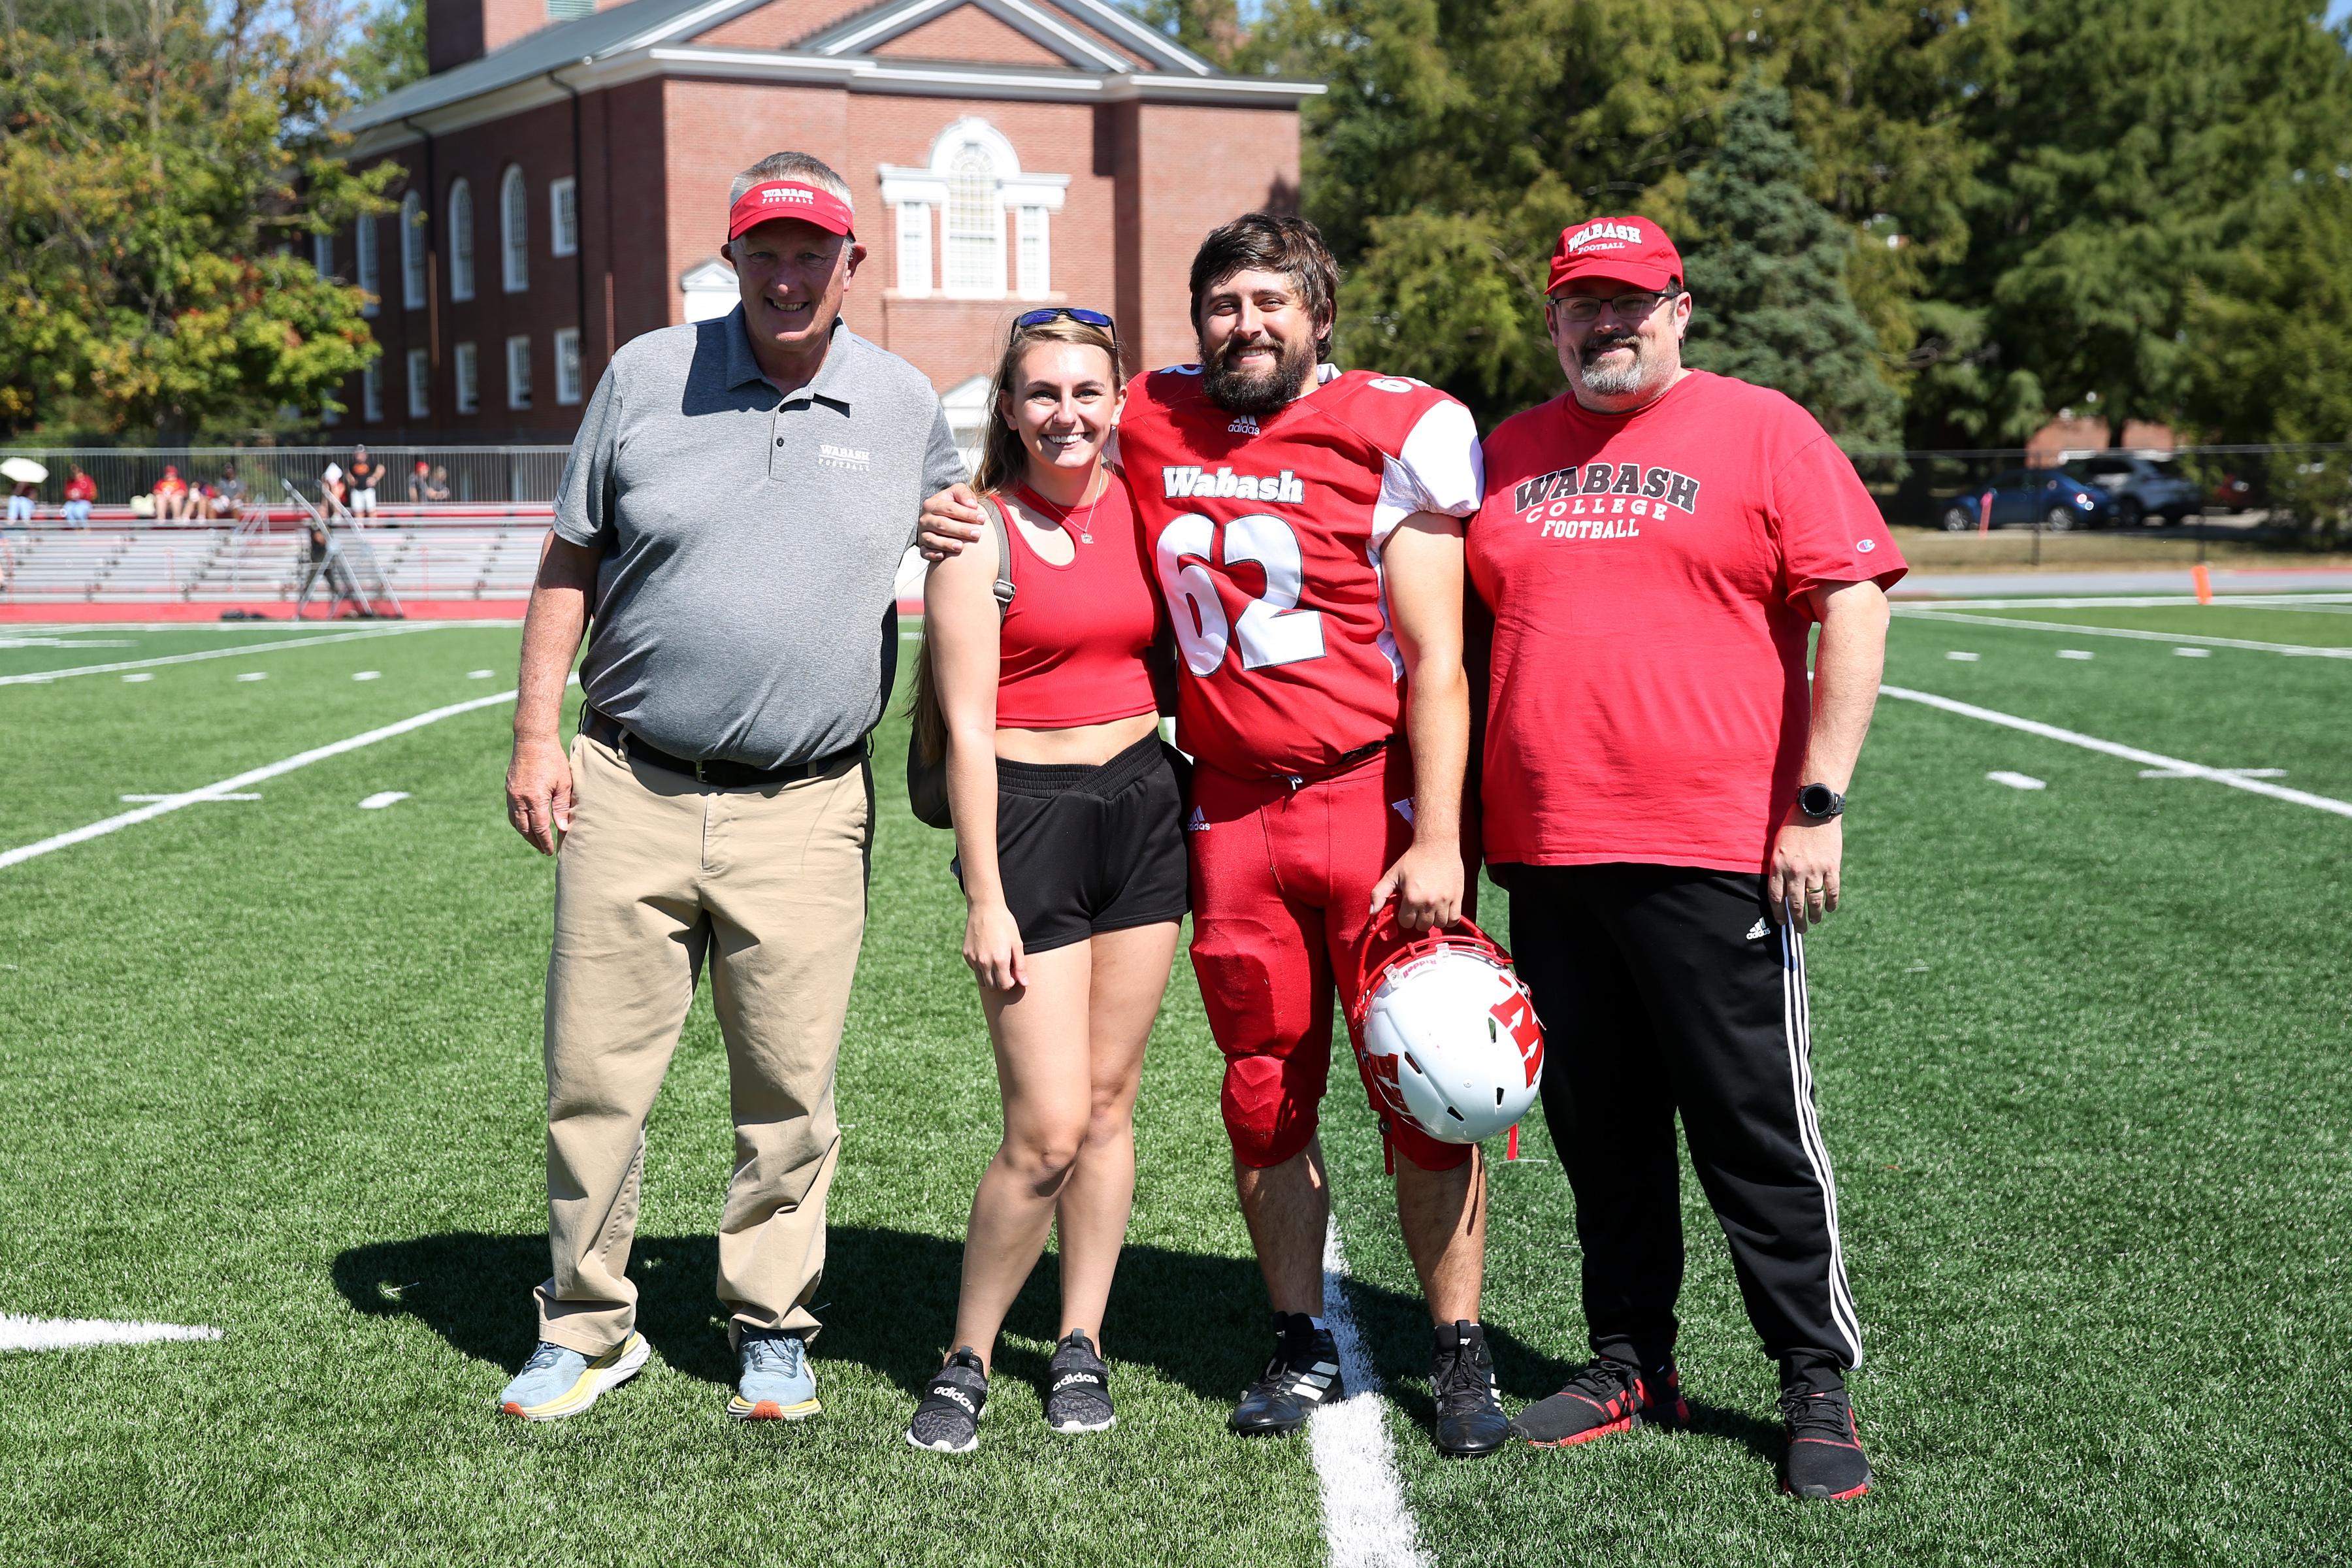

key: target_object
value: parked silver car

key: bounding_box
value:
[2060,455,2204,526]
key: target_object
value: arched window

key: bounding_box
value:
[400,191,425,310]
[500,167,529,293]
[448,178,475,301]
[943,142,1002,297]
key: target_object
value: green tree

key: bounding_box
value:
[1241,0,1743,425]
[2181,171,2352,543]
[1936,0,2352,446]
[344,0,425,103]
[1680,78,1902,448]
[0,0,395,439]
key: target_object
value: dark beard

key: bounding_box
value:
[1203,332,1316,416]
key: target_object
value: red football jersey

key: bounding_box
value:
[1117,365,1484,777]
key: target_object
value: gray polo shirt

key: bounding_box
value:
[553,308,965,768]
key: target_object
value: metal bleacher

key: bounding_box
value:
[3,509,551,606]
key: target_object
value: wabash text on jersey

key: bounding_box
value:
[1116,365,1484,777]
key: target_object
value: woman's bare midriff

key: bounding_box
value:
[994,711,1162,767]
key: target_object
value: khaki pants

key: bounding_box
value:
[536,731,872,1354]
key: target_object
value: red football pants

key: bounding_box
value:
[1186,746,1471,1173]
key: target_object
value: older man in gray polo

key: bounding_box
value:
[496,151,964,1423]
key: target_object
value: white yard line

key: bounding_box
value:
[1895,604,2352,657]
[1882,685,2352,819]
[0,1315,223,1352]
[0,689,518,871]
[1310,1216,1428,1568]
[0,624,434,686]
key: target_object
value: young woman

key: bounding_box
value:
[906,309,1186,1453]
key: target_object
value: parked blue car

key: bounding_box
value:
[1935,468,2116,532]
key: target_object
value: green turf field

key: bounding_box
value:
[2,605,2346,1566]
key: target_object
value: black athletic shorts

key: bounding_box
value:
[954,731,1190,954]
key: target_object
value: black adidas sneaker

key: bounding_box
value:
[1045,1330,1115,1434]
[1229,1312,1343,1437]
[1431,1320,1510,1458]
[1778,1381,1871,1500]
[906,1347,988,1454]
[1511,1355,1687,1446]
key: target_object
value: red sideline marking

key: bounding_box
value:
[0,599,527,623]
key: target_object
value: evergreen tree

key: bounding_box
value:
[1680,78,1902,448]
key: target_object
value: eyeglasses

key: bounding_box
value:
[1550,289,1680,323]
[1013,307,1117,336]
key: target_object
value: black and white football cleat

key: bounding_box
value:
[1229,1312,1344,1437]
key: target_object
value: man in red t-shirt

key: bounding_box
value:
[924,216,1510,1458]
[1469,217,1903,1501]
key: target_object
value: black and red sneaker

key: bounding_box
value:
[1511,1356,1688,1446]
[1778,1384,1871,1500]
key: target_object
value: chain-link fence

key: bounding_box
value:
[0,446,571,508]
[1846,444,2351,554]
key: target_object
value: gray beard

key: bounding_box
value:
[1576,338,1648,397]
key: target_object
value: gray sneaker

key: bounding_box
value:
[728,1328,820,1421]
[496,1333,649,1421]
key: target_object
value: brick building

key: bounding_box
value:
[323,0,1320,451]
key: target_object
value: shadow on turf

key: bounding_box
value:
[332,1227,1642,1436]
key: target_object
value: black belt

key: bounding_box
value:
[1277,739,1390,791]
[583,706,862,789]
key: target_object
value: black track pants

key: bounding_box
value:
[1507,862,1863,1373]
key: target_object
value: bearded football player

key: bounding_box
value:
[922,214,1507,1458]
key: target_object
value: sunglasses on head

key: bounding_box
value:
[1013,307,1117,336]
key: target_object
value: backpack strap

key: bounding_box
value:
[979,495,1017,608]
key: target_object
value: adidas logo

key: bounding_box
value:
[1746,918,1770,941]
[1228,414,1260,434]
[1187,808,1209,832]
[1285,1360,1339,1401]
[1051,1372,1102,1392]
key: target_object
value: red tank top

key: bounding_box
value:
[994,473,1162,728]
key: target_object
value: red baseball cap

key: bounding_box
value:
[1547,216,1683,296]
[727,180,856,242]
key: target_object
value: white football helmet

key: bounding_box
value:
[1348,913,1545,1146]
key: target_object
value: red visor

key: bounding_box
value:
[727,180,856,242]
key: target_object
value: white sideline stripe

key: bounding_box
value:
[1985,771,2046,791]
[1310,1217,1427,1568]
[1895,606,2352,658]
[0,1315,223,1352]
[1913,593,2352,610]
[1883,684,2352,819]
[0,690,519,871]
[120,792,259,802]
[0,625,433,685]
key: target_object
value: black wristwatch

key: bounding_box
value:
[1797,783,1845,821]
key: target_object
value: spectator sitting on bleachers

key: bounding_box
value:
[63,466,95,528]
[347,446,380,519]
[152,466,191,522]
[7,478,33,525]
[208,460,244,519]
[423,465,451,503]
[406,459,431,504]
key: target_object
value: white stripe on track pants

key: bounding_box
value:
[1505,861,1863,1373]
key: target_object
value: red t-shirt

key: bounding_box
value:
[993,476,1162,728]
[1117,365,1484,777]
[1468,371,1906,874]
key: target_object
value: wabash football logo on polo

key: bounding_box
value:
[1512,461,1701,540]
